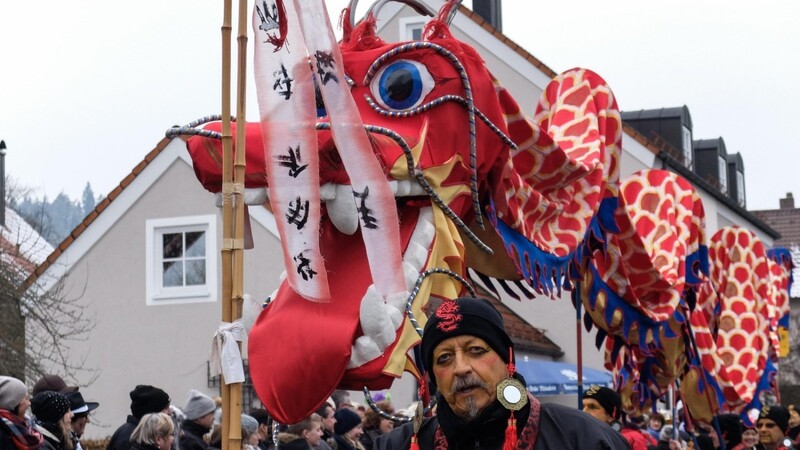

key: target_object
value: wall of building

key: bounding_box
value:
[36,145,283,438]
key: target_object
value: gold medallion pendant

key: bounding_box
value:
[497,378,528,411]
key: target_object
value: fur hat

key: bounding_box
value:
[333,408,361,435]
[32,374,78,395]
[759,405,790,433]
[31,391,71,423]
[184,389,216,421]
[130,385,171,419]
[583,385,621,420]
[0,376,28,411]
[421,297,513,386]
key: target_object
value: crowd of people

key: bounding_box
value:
[578,383,800,449]
[1,298,798,450]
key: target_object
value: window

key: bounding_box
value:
[681,126,693,167]
[717,155,728,194]
[737,170,745,207]
[146,215,218,305]
[400,17,426,41]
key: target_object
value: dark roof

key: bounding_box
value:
[621,105,693,129]
[726,152,744,169]
[751,207,800,247]
[693,137,727,156]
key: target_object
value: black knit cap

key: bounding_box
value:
[583,385,621,420]
[333,408,362,435]
[31,391,71,423]
[759,405,790,433]
[130,385,171,419]
[421,297,513,387]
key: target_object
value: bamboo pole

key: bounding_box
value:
[220,0,234,450]
[225,0,249,448]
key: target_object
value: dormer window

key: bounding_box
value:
[718,154,728,194]
[736,170,745,206]
[682,125,692,167]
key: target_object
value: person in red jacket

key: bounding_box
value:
[581,385,655,450]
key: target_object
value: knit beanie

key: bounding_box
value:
[31,391,71,423]
[333,408,361,435]
[582,385,621,420]
[241,414,259,435]
[759,405,790,432]
[0,376,28,411]
[130,385,171,419]
[716,413,742,445]
[183,389,216,421]
[420,297,513,386]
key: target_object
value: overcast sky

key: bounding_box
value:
[1,1,798,211]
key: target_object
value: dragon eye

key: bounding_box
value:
[370,60,434,111]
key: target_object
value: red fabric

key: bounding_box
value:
[184,121,267,193]
[619,427,655,450]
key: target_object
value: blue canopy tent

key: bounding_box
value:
[515,360,613,396]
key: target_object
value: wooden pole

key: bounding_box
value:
[220,0,234,450]
[226,0,249,448]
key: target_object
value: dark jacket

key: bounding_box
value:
[277,434,310,450]
[359,430,381,450]
[180,421,210,450]
[131,443,160,450]
[377,394,630,450]
[107,416,140,450]
[330,435,363,450]
[35,423,65,450]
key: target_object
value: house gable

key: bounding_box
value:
[26,137,280,294]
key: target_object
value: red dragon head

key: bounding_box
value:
[186,0,620,424]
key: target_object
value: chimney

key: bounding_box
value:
[473,0,502,32]
[780,192,795,210]
[0,140,6,227]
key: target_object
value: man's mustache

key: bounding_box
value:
[450,375,489,394]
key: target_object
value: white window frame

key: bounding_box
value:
[737,170,746,206]
[399,17,426,41]
[146,215,218,305]
[717,155,728,194]
[681,125,693,167]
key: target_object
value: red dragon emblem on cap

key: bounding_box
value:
[435,301,462,333]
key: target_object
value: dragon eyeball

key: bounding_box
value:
[370,59,434,111]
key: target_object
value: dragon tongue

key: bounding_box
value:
[248,208,420,424]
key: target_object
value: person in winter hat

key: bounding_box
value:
[581,385,621,425]
[31,391,73,450]
[67,392,99,450]
[180,390,216,450]
[106,385,171,450]
[331,409,363,450]
[379,297,630,450]
[0,376,43,450]
[32,376,78,397]
[757,405,791,450]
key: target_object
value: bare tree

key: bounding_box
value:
[0,179,95,382]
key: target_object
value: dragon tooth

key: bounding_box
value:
[326,184,359,235]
